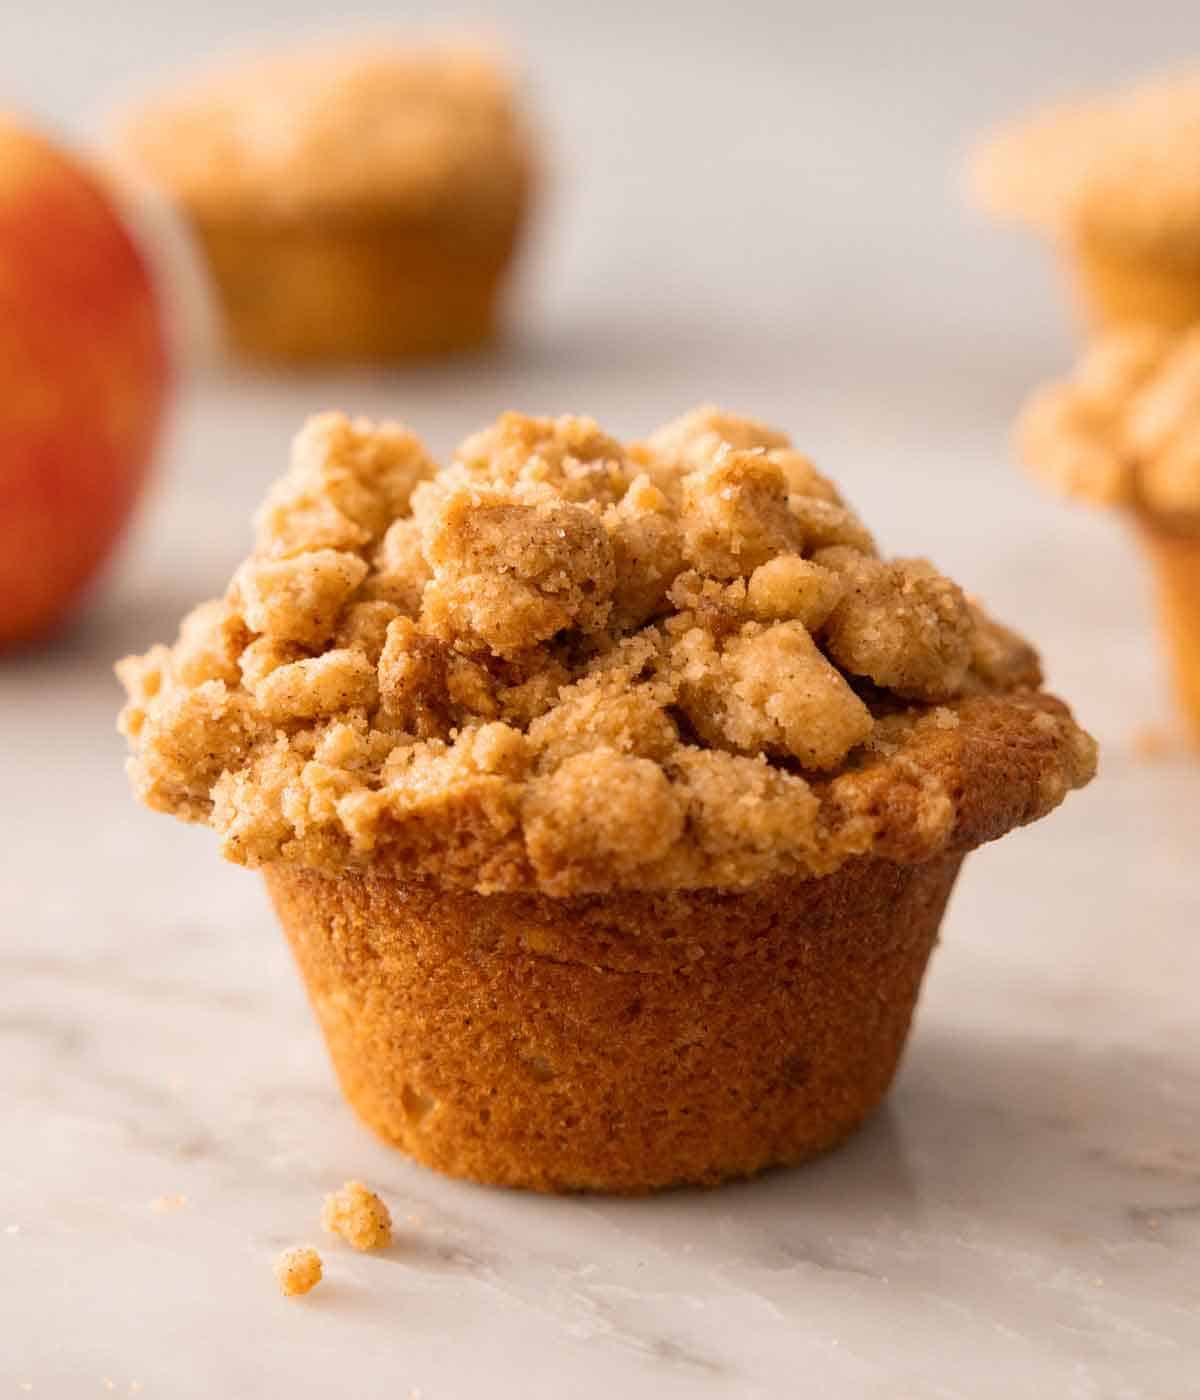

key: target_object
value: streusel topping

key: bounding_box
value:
[972,70,1200,255]
[1019,328,1200,520]
[118,408,1095,894]
[111,41,531,225]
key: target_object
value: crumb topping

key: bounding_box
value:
[110,41,532,225]
[274,1246,322,1296]
[971,69,1200,254]
[1018,328,1200,520]
[118,407,1096,894]
[321,1181,392,1252]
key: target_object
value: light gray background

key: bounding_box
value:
[3,5,1199,1398]
[7,0,1200,382]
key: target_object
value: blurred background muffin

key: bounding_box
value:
[109,38,536,363]
[971,69,1200,334]
[1019,329,1200,741]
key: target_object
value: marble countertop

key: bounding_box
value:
[3,353,1198,1400]
[3,4,1200,1391]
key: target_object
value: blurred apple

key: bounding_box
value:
[0,113,170,648]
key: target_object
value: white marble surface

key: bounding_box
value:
[4,3,1200,1395]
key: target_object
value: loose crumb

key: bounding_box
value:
[321,1180,393,1251]
[274,1245,323,1296]
[149,1194,188,1213]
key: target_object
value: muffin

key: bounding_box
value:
[1020,328,1200,741]
[971,70,1200,332]
[117,408,1096,1192]
[109,41,535,363]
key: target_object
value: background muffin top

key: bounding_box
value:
[971,68,1200,255]
[1019,328,1200,520]
[109,40,533,223]
[118,409,1095,895]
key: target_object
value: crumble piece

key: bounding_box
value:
[524,749,687,884]
[368,518,431,615]
[1019,327,1200,517]
[173,601,247,687]
[334,599,405,662]
[232,549,368,646]
[321,1180,393,1251]
[670,620,873,770]
[647,404,842,502]
[274,1246,323,1296]
[454,411,636,506]
[679,449,804,578]
[254,648,379,721]
[746,554,844,629]
[604,474,685,629]
[820,556,974,701]
[420,489,616,655]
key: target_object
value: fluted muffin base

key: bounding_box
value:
[265,854,962,1193]
[194,213,522,363]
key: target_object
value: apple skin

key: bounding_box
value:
[0,115,171,648]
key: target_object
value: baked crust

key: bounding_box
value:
[119,408,1096,894]
[266,854,962,1191]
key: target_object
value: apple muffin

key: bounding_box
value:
[970,69,1200,332]
[117,408,1096,1192]
[109,40,535,363]
[1020,328,1200,741]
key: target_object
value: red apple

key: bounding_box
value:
[0,114,171,647]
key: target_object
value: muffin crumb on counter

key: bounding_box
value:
[149,1193,188,1212]
[321,1181,393,1252]
[274,1245,323,1296]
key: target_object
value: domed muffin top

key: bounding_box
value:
[110,40,532,225]
[118,408,1095,893]
[971,69,1200,255]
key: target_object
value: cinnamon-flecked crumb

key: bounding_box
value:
[321,1181,393,1251]
[1018,328,1200,519]
[118,407,1096,894]
[274,1246,323,1296]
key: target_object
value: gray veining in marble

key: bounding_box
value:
[2,2,1199,1395]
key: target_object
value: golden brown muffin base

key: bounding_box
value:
[265,854,962,1193]
[1136,513,1200,742]
[193,212,523,363]
[1069,233,1200,333]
